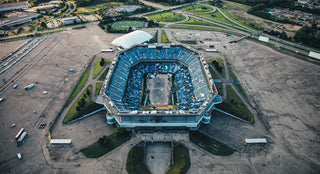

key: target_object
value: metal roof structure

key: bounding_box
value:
[50,139,72,144]
[111,30,153,49]
[245,138,267,144]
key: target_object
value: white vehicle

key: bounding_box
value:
[17,153,22,160]
[24,84,35,90]
[17,132,27,146]
[15,128,24,140]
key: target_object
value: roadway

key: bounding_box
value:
[136,0,320,58]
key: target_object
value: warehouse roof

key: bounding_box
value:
[111,30,153,49]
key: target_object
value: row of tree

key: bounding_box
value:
[294,26,320,49]
[228,0,320,16]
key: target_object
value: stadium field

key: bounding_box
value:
[111,20,147,31]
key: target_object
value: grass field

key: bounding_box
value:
[148,30,158,43]
[167,142,191,174]
[145,12,186,22]
[75,2,123,14]
[64,63,90,108]
[111,21,147,31]
[226,61,250,102]
[98,67,109,81]
[189,131,234,156]
[216,85,254,123]
[126,142,151,174]
[215,83,223,96]
[180,4,213,13]
[82,128,131,158]
[161,30,171,43]
[208,66,220,79]
[62,85,103,124]
[208,57,225,78]
[95,82,103,96]
[219,0,284,31]
[201,10,233,25]
[93,58,107,79]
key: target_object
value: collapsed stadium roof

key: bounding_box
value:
[111,30,153,49]
[99,44,222,130]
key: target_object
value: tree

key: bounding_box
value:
[99,58,105,67]
[79,98,85,107]
[86,89,90,96]
[76,106,80,111]
[113,127,130,138]
[98,135,110,146]
[40,21,47,29]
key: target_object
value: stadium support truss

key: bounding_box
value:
[98,44,222,131]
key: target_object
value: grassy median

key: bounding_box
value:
[82,127,131,158]
[189,131,234,156]
[216,85,254,123]
[167,142,190,174]
[126,142,151,174]
[64,64,91,108]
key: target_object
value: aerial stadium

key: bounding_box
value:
[98,32,222,131]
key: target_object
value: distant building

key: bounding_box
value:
[0,12,40,28]
[60,17,81,25]
[33,4,59,12]
[50,1,61,5]
[0,2,31,12]
[298,0,310,4]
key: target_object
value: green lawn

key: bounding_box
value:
[167,142,190,174]
[161,30,171,43]
[112,20,147,31]
[75,2,123,14]
[93,58,107,79]
[63,85,103,124]
[208,66,220,79]
[146,12,186,22]
[95,82,103,96]
[189,131,234,156]
[220,1,259,31]
[126,142,151,174]
[180,4,213,13]
[64,63,91,108]
[215,82,223,96]
[227,61,249,102]
[216,85,254,123]
[148,30,158,43]
[98,67,109,81]
[208,57,225,78]
[82,128,131,158]
[201,11,232,24]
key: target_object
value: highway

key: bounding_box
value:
[136,0,320,58]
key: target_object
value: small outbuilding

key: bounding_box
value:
[50,139,72,145]
[245,138,267,144]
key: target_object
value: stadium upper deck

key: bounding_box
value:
[100,44,222,130]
